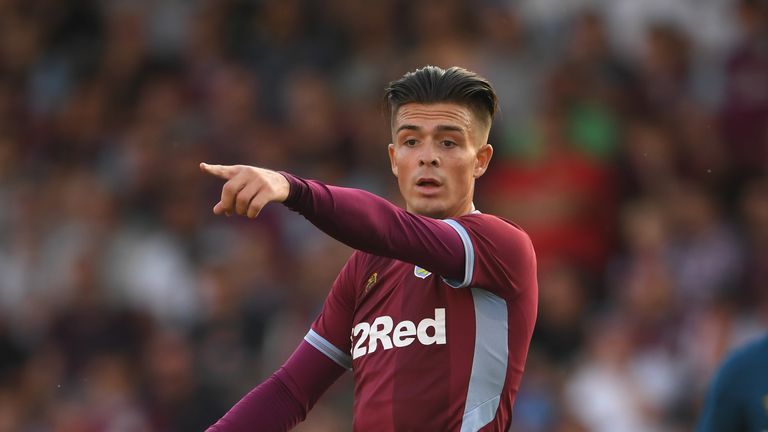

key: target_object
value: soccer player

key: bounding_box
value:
[697,333,768,432]
[201,66,538,431]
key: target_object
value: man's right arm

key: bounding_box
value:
[280,173,465,280]
[199,163,465,282]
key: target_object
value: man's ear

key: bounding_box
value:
[474,143,493,178]
[388,143,398,177]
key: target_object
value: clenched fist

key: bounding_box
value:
[200,163,290,218]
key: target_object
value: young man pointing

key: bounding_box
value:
[202,66,538,431]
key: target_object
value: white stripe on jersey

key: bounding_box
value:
[441,219,475,288]
[304,329,353,370]
[460,288,508,431]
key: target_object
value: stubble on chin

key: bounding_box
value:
[409,200,448,219]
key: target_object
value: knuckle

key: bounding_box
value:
[248,201,262,214]
[236,194,251,207]
[239,170,256,183]
[241,168,256,180]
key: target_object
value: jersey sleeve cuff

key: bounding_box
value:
[279,171,308,209]
[304,329,353,370]
[440,219,475,289]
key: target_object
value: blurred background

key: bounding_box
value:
[0,0,767,430]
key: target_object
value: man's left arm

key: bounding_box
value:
[207,341,346,432]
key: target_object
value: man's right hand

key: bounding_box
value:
[200,163,290,218]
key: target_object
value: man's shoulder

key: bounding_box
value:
[454,212,524,229]
[723,335,768,371]
[453,213,532,246]
[715,335,768,388]
[449,213,537,281]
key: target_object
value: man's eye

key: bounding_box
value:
[404,139,417,146]
[442,140,456,148]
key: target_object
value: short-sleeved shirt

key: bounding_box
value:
[303,213,538,431]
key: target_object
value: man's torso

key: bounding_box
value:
[310,214,538,431]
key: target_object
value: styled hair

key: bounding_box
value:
[384,66,498,126]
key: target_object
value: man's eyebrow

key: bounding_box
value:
[435,124,464,133]
[396,124,420,133]
[395,124,466,133]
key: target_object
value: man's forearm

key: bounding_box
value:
[207,373,304,432]
[281,173,464,280]
[207,341,346,432]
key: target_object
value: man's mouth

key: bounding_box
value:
[415,178,442,194]
[416,177,442,187]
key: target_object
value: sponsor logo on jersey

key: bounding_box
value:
[364,272,378,294]
[351,308,446,360]
[414,266,432,279]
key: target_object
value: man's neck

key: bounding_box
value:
[410,202,477,219]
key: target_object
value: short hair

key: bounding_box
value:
[384,66,498,127]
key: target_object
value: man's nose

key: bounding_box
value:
[418,144,440,167]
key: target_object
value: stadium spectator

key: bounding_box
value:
[697,333,768,432]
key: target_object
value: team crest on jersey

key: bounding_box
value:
[364,272,378,294]
[414,266,432,279]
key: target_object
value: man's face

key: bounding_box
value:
[388,102,493,218]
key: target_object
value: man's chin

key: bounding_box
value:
[408,200,449,219]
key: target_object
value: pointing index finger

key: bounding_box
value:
[200,163,238,180]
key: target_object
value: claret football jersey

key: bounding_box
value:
[303,212,538,431]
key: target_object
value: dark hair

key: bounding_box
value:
[384,66,498,126]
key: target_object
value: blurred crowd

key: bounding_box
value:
[0,0,767,431]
